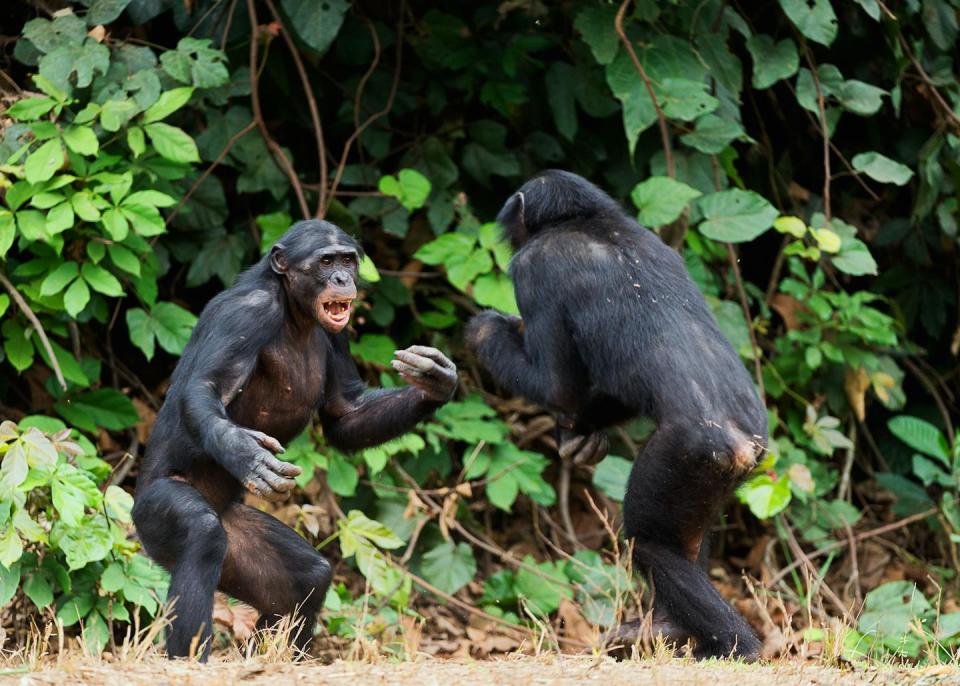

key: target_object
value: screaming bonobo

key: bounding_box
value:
[465,170,767,660]
[133,220,457,659]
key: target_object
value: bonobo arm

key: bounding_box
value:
[320,336,457,451]
[178,290,301,500]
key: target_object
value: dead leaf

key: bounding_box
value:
[788,181,811,202]
[844,367,870,421]
[770,294,805,331]
[132,398,156,445]
[439,493,459,541]
[87,25,106,42]
[558,598,595,646]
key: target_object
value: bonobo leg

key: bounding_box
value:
[218,504,332,654]
[132,478,228,660]
[620,425,762,661]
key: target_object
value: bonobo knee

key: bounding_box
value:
[303,556,332,600]
[191,512,228,558]
[700,422,765,477]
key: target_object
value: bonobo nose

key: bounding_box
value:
[331,271,350,287]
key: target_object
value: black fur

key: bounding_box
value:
[134,220,456,660]
[466,170,766,661]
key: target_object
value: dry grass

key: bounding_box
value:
[2,654,957,686]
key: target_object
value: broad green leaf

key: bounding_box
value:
[40,261,79,296]
[0,561,21,606]
[52,516,112,570]
[107,244,141,276]
[0,526,23,569]
[142,87,194,124]
[63,277,90,317]
[680,114,746,154]
[574,4,619,65]
[0,441,29,492]
[631,176,701,227]
[378,169,431,212]
[516,557,572,616]
[472,273,519,315]
[852,152,914,186]
[280,0,349,55]
[127,126,145,157]
[420,541,477,595]
[839,80,885,115]
[125,308,154,360]
[887,416,951,466]
[446,249,493,290]
[86,0,134,24]
[104,484,134,522]
[778,0,838,47]
[545,62,578,141]
[0,215,14,257]
[773,215,807,238]
[99,98,137,132]
[2,321,34,372]
[7,97,56,121]
[605,51,657,157]
[737,473,792,518]
[414,233,475,265]
[698,189,778,242]
[54,388,139,432]
[746,35,798,89]
[124,190,176,207]
[120,203,165,236]
[144,122,200,163]
[24,570,53,610]
[24,139,63,184]
[71,192,101,222]
[326,456,359,497]
[80,263,123,297]
[338,510,403,553]
[51,466,100,527]
[592,455,633,501]
[45,201,74,234]
[859,581,933,650]
[101,208,129,241]
[358,254,380,283]
[62,126,99,156]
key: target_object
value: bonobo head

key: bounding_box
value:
[269,220,362,333]
[496,169,623,249]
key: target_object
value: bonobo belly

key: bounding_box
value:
[226,355,326,444]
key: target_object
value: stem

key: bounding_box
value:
[0,271,67,391]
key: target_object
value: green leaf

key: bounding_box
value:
[101,208,130,241]
[86,0,134,25]
[574,4,619,65]
[605,51,657,157]
[125,308,154,360]
[0,527,23,570]
[104,484,133,522]
[592,455,633,501]
[51,466,100,527]
[125,190,176,208]
[859,581,933,653]
[737,473,792,518]
[852,152,913,186]
[888,416,951,466]
[120,204,165,237]
[46,201,74,235]
[746,35,798,89]
[54,516,112,570]
[378,169,431,212]
[280,0,349,55]
[420,541,477,595]
[773,215,807,238]
[681,114,746,154]
[142,87,194,124]
[839,80,885,116]
[7,97,56,121]
[80,263,123,297]
[24,139,63,184]
[107,244,141,276]
[0,560,21,606]
[63,277,90,317]
[54,388,139,432]
[326,456,359,497]
[472,273,519,315]
[0,215,14,257]
[99,98,137,132]
[631,176,702,228]
[144,122,200,163]
[516,557,572,616]
[698,189,778,242]
[446,249,493,291]
[338,510,403,554]
[778,0,838,47]
[24,569,53,610]
[40,261,79,296]
[127,126,146,157]
[62,126,99,156]
[545,62,578,141]
[414,233,476,265]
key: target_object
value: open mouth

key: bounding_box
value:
[320,299,353,327]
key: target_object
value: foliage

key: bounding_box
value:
[0,419,167,654]
[2,0,959,663]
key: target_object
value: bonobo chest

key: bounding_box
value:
[227,329,327,443]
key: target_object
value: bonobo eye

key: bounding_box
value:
[341,255,356,267]
[320,256,334,267]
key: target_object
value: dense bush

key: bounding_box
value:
[1,0,958,662]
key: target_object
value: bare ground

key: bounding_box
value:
[3,656,958,686]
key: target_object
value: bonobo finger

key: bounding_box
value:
[405,345,455,369]
[263,454,302,478]
[244,474,273,498]
[255,463,296,494]
[558,433,586,460]
[391,360,424,377]
[575,433,608,466]
[256,432,284,454]
[393,349,436,373]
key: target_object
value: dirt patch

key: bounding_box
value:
[4,656,956,686]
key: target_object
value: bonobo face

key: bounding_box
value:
[271,234,360,333]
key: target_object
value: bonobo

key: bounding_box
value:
[133,220,457,659]
[465,170,766,660]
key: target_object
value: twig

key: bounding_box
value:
[557,458,580,550]
[837,420,857,502]
[262,0,328,217]
[801,45,832,222]
[766,507,938,587]
[0,271,67,391]
[165,120,257,228]
[902,357,956,446]
[324,5,405,214]
[246,0,310,219]
[727,242,765,402]
[780,516,854,623]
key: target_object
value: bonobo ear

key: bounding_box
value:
[269,244,288,274]
[497,191,527,246]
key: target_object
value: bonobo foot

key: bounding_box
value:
[601,616,695,658]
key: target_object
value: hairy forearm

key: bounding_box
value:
[474,325,549,404]
[181,388,251,473]
[323,386,441,452]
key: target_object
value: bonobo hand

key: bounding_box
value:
[464,310,522,354]
[390,345,458,403]
[558,428,609,466]
[237,428,302,500]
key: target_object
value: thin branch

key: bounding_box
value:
[0,271,67,391]
[902,357,956,446]
[246,0,310,220]
[801,45,832,222]
[324,6,405,214]
[165,121,256,227]
[727,243,765,402]
[262,0,328,218]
